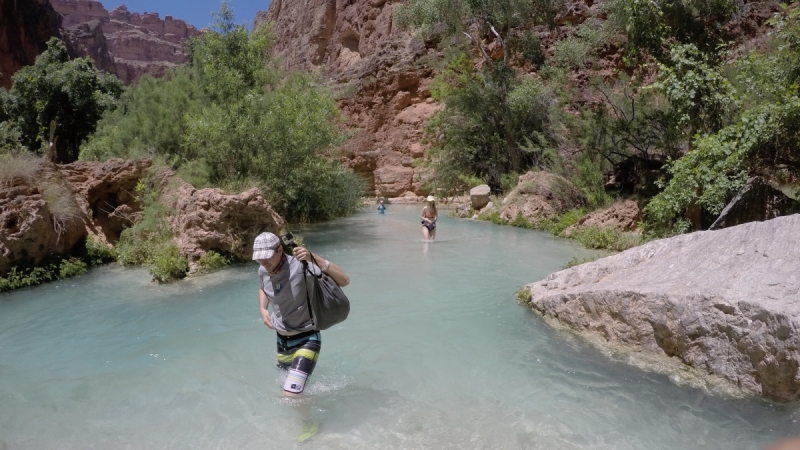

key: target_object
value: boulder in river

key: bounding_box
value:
[522,214,800,402]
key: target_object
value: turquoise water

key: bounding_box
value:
[0,205,797,449]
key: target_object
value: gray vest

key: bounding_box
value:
[259,255,321,335]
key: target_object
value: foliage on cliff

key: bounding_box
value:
[643,7,800,235]
[82,5,364,222]
[398,0,800,237]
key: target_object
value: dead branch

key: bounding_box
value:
[463,32,491,62]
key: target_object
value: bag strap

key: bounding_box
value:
[302,254,327,329]
[301,260,315,328]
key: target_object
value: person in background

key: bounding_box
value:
[377,199,386,214]
[253,232,350,443]
[420,195,437,241]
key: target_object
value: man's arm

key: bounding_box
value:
[258,288,274,328]
[293,247,350,287]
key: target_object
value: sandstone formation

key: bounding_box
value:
[524,214,800,402]
[499,171,585,222]
[255,0,415,77]
[158,172,284,274]
[564,199,642,235]
[0,158,86,274]
[339,70,440,196]
[0,158,283,279]
[61,20,116,75]
[60,158,152,243]
[49,0,201,84]
[709,176,800,230]
[0,0,63,88]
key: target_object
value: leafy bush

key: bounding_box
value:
[477,209,506,225]
[607,0,738,60]
[0,266,57,292]
[653,44,738,136]
[550,209,585,235]
[59,258,87,279]
[0,121,25,155]
[514,286,531,304]
[509,212,534,229]
[550,20,613,70]
[112,171,188,282]
[147,244,189,283]
[423,55,557,194]
[644,7,800,235]
[0,255,93,293]
[80,71,206,162]
[570,226,642,251]
[198,250,234,273]
[85,236,115,266]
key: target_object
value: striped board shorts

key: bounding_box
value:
[276,330,321,394]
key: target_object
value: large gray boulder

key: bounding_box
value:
[523,214,800,402]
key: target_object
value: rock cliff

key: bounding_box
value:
[0,0,63,88]
[49,0,201,84]
[255,0,437,197]
[523,214,800,402]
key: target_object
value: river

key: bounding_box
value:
[0,205,797,449]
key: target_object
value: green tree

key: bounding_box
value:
[652,44,738,139]
[396,0,557,65]
[643,7,800,236]
[184,2,276,103]
[83,5,364,222]
[423,54,556,193]
[607,0,738,61]
[1,38,122,163]
[80,70,207,162]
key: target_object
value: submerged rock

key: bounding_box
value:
[524,214,800,402]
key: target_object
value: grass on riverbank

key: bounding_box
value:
[0,236,112,293]
[473,208,644,253]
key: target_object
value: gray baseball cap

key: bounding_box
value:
[252,232,280,260]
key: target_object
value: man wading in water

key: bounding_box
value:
[253,232,350,442]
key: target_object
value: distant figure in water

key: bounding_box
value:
[420,195,437,241]
[377,199,386,214]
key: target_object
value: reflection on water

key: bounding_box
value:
[0,205,797,449]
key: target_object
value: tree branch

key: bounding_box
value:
[463,32,491,62]
[488,24,506,62]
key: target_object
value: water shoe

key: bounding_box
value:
[297,419,320,443]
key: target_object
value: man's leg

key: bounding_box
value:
[276,332,322,442]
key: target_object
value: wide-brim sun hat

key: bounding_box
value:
[252,232,280,260]
[426,195,435,202]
